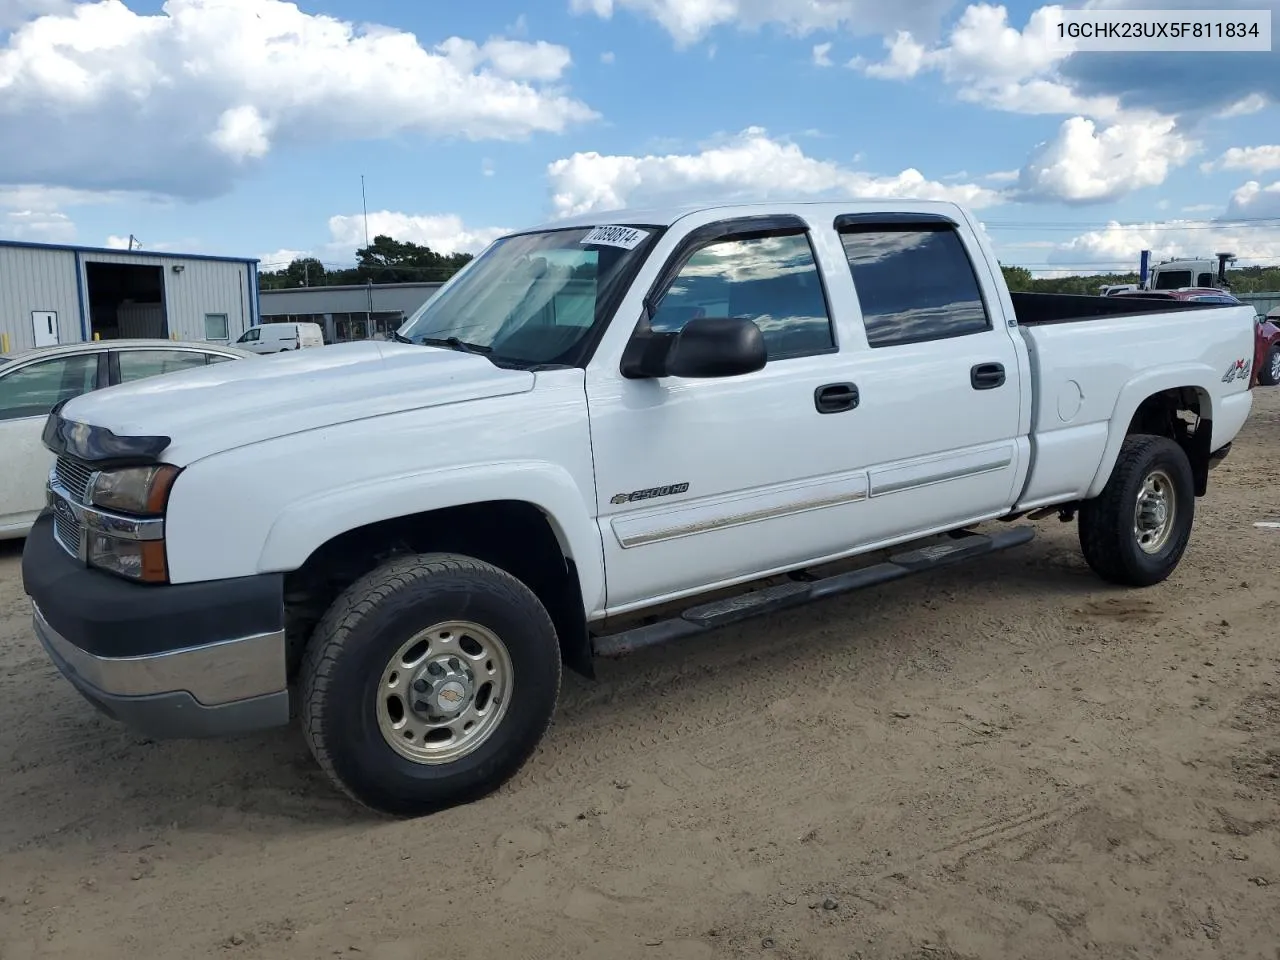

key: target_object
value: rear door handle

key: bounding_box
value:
[970,362,1006,390]
[814,382,859,414]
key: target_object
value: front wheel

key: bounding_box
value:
[1078,434,1195,587]
[1259,345,1280,387]
[299,553,562,816]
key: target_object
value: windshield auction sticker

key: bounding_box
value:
[580,225,650,249]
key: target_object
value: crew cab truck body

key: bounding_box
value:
[22,200,1256,816]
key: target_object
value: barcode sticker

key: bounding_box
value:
[580,225,650,249]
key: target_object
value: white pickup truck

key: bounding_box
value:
[22,200,1256,817]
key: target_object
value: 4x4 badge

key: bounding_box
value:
[1222,358,1251,383]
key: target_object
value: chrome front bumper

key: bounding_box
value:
[33,602,290,739]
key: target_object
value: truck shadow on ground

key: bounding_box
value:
[5,528,1132,846]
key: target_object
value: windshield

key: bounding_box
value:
[398,225,659,367]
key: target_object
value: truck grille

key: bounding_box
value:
[52,507,82,557]
[51,456,94,559]
[54,457,94,504]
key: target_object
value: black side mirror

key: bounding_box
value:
[622,316,767,379]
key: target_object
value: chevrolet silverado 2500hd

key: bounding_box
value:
[22,200,1256,816]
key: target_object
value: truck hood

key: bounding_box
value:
[58,341,535,465]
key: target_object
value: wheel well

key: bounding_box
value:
[1126,387,1213,496]
[282,501,592,681]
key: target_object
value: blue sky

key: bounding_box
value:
[0,0,1277,276]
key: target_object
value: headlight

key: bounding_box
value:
[89,465,179,515]
[81,464,178,583]
[86,532,168,582]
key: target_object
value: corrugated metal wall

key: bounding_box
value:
[1,243,257,354]
[116,303,166,338]
[0,245,82,353]
[259,282,442,317]
[79,252,253,343]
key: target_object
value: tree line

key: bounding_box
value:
[1000,263,1280,295]
[258,236,473,290]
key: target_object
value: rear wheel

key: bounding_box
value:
[1260,345,1280,387]
[1078,434,1195,587]
[299,553,562,817]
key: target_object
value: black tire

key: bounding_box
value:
[299,552,562,817]
[1078,434,1195,587]
[1259,345,1280,387]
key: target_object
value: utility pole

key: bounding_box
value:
[362,175,373,338]
[361,175,370,249]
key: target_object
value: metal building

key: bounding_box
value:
[0,239,259,355]
[259,281,442,344]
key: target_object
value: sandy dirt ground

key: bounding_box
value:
[2,389,1278,960]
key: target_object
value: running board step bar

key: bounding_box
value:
[592,526,1035,658]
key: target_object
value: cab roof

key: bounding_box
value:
[523,198,973,233]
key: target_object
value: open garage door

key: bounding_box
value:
[85,261,168,340]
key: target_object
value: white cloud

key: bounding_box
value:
[104,234,131,249]
[209,104,272,162]
[435,36,573,82]
[1,207,74,242]
[1202,145,1280,176]
[812,42,832,67]
[568,0,952,48]
[0,0,70,29]
[1182,204,1217,214]
[481,157,496,177]
[1013,115,1197,204]
[1032,215,1280,274]
[544,126,1005,219]
[0,0,596,199]
[857,5,1119,118]
[852,3,1209,204]
[600,49,615,63]
[258,247,310,269]
[1227,180,1280,219]
[1219,93,1268,118]
[325,211,509,260]
[0,182,139,243]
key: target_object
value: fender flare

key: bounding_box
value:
[1084,364,1216,500]
[256,460,606,613]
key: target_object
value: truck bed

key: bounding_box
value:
[1013,297,1256,512]
[1010,291,1218,326]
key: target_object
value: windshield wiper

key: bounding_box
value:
[391,331,413,344]
[417,336,493,356]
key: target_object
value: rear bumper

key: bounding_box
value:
[22,513,290,739]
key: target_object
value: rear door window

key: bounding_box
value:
[836,224,991,348]
[117,349,212,383]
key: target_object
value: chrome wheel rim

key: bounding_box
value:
[1270,350,1280,383]
[1134,468,1176,555]
[375,621,513,764]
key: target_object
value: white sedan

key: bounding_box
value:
[0,339,256,540]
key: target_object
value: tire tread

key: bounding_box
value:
[298,552,561,813]
[1078,433,1194,587]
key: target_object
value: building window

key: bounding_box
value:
[204,313,230,341]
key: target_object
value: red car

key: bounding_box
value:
[1111,288,1279,387]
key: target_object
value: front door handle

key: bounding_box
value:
[970,362,1006,390]
[814,382,859,414]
